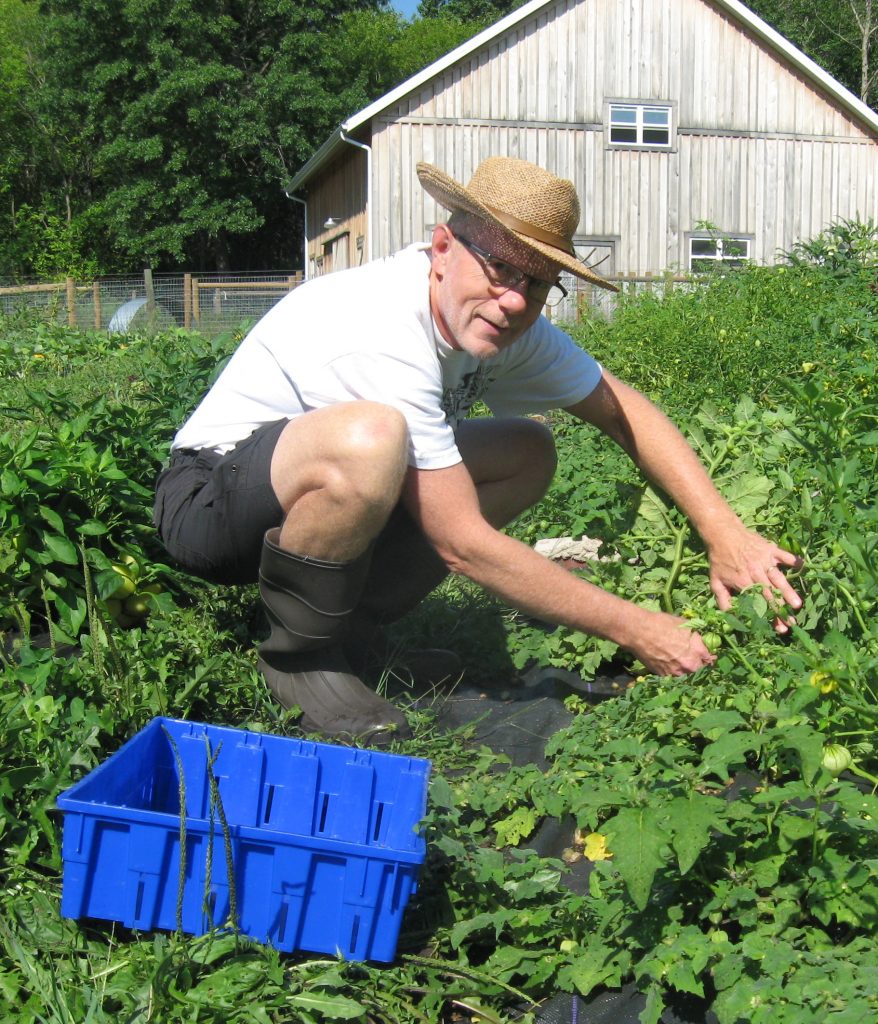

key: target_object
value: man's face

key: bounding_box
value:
[428,222,555,359]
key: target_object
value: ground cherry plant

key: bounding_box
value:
[2,234,878,1022]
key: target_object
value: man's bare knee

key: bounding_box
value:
[514,417,557,482]
[334,403,409,508]
[271,402,408,534]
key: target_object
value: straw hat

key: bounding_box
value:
[417,157,617,292]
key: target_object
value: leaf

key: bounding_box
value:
[429,775,456,810]
[668,794,726,874]
[449,910,515,949]
[720,473,773,520]
[603,807,668,911]
[699,730,762,781]
[633,486,671,531]
[558,937,621,997]
[38,505,65,533]
[42,533,78,565]
[777,812,814,842]
[494,806,537,847]
[690,709,746,741]
[777,724,824,784]
[287,993,365,1018]
[77,518,109,536]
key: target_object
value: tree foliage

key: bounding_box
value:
[0,0,488,276]
[27,0,391,273]
[417,0,518,23]
[746,0,878,107]
[330,8,481,102]
[0,0,874,278]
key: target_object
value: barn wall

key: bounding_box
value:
[365,0,876,275]
[302,148,367,274]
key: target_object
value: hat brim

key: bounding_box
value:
[417,163,618,293]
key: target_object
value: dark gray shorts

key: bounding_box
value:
[153,420,287,585]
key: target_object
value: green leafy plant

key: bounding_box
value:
[2,239,878,1022]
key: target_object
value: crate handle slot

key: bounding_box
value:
[372,803,385,843]
[318,793,330,833]
[264,784,276,824]
[276,899,289,944]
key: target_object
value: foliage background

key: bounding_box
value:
[1,223,877,1023]
[0,0,876,279]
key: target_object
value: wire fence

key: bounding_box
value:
[0,269,692,336]
[0,271,304,337]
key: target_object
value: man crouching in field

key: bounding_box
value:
[154,156,802,745]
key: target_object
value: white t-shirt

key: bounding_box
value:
[173,244,602,470]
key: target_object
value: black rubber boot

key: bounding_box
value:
[342,507,462,690]
[357,506,449,626]
[257,528,411,744]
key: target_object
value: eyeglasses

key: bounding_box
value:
[454,234,568,308]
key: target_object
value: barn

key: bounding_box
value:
[286,0,878,302]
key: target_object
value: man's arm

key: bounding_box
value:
[564,370,803,622]
[402,458,715,677]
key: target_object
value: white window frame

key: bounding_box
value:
[687,234,752,272]
[607,102,673,149]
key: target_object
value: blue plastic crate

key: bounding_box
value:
[57,717,431,961]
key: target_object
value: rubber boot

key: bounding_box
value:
[257,527,411,744]
[345,507,462,686]
[356,506,450,626]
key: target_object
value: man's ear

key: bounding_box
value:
[430,223,454,273]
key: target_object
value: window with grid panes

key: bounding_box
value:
[688,236,751,272]
[608,103,672,147]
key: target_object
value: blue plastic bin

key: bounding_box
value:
[57,717,431,961]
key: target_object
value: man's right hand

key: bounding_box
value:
[626,610,717,677]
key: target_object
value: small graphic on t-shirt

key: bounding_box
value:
[441,366,494,425]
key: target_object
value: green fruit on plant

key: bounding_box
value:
[104,598,122,620]
[124,594,150,618]
[703,632,723,652]
[120,554,140,577]
[822,743,853,776]
[110,565,136,599]
[142,582,163,594]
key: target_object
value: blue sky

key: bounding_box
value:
[390,0,421,19]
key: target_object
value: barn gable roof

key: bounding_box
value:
[289,0,878,191]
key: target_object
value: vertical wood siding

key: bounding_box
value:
[355,0,877,276]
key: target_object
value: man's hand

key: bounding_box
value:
[627,610,717,676]
[707,524,804,632]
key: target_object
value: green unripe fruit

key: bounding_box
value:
[822,743,853,776]
[110,565,136,599]
[124,594,150,618]
[703,632,723,653]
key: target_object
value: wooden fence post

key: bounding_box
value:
[66,277,77,327]
[92,281,102,330]
[183,273,192,328]
[192,277,200,324]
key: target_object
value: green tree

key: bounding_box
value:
[417,0,517,23]
[0,0,65,278]
[31,0,384,272]
[329,8,482,103]
[746,0,878,108]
